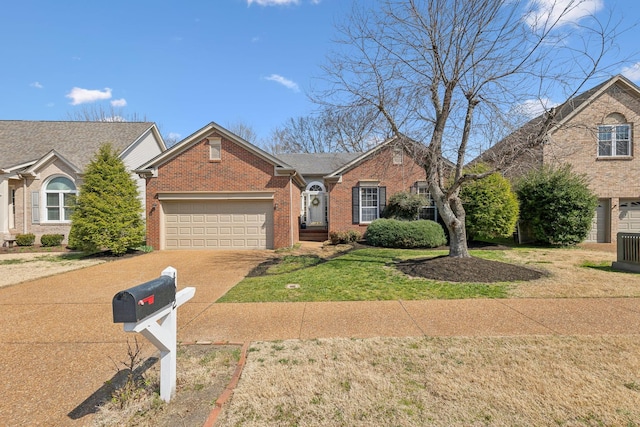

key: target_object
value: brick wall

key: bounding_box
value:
[145,132,298,249]
[545,84,640,198]
[328,145,426,234]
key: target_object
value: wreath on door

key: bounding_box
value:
[311,197,320,206]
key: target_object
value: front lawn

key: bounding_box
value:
[217,248,511,302]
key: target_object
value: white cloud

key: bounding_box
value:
[621,62,640,82]
[111,98,127,107]
[30,82,43,89]
[525,0,603,29]
[264,74,300,92]
[66,87,112,105]
[247,0,299,6]
[168,132,182,140]
[514,97,558,118]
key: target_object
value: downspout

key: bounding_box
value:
[289,175,294,247]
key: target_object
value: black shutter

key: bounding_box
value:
[352,187,359,224]
[378,186,386,218]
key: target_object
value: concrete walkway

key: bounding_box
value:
[1,249,639,426]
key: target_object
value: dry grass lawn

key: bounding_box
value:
[217,336,640,426]
[504,247,637,298]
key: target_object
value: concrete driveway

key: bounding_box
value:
[2,248,640,426]
[0,250,273,427]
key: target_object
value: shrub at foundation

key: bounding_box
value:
[15,233,35,246]
[40,234,64,247]
[365,219,446,248]
[329,230,362,245]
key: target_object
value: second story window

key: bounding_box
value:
[598,123,631,158]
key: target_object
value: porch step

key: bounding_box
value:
[299,229,328,242]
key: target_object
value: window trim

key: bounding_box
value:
[352,185,386,225]
[208,137,222,161]
[597,123,632,158]
[42,175,76,223]
[359,186,379,224]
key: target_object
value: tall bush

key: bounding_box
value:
[460,164,519,241]
[69,144,145,255]
[516,165,597,246]
[382,192,429,220]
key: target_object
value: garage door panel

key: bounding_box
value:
[620,200,640,232]
[164,201,273,250]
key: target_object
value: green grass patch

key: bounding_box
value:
[218,248,509,303]
[580,260,614,272]
[0,258,26,265]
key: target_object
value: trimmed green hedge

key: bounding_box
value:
[365,219,447,248]
[41,234,65,247]
[15,233,35,246]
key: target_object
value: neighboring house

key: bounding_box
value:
[0,121,166,245]
[137,122,432,250]
[480,74,640,243]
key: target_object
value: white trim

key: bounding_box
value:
[41,175,77,223]
[305,181,326,192]
[157,191,275,201]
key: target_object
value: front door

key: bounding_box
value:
[304,182,327,227]
[307,194,325,226]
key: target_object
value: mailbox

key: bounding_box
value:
[112,275,176,323]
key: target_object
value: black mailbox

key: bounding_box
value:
[112,275,176,323]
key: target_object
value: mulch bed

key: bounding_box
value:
[396,256,546,283]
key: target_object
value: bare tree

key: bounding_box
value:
[226,120,259,144]
[268,106,388,154]
[65,105,148,122]
[319,0,623,257]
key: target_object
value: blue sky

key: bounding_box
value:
[1,0,639,145]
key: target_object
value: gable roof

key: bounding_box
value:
[473,74,640,168]
[277,152,362,176]
[136,121,307,187]
[0,120,163,172]
[548,74,640,131]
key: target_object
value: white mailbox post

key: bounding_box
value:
[112,267,195,402]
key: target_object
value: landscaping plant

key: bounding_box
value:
[365,218,447,249]
[460,164,519,241]
[516,165,597,246]
[69,144,145,255]
[40,234,64,247]
[382,192,429,220]
[15,233,35,246]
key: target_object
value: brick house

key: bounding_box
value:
[138,122,433,250]
[0,121,166,245]
[480,75,640,243]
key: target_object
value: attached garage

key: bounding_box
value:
[162,199,274,250]
[619,200,640,233]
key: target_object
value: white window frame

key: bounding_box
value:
[359,186,379,224]
[416,182,438,221]
[598,124,631,157]
[42,176,76,223]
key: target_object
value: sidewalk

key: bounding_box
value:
[1,249,639,426]
[179,297,640,343]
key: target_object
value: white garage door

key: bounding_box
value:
[163,200,273,249]
[619,200,640,233]
[586,203,607,243]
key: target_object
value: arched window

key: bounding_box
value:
[44,176,76,222]
[306,181,326,192]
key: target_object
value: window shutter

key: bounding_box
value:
[31,191,40,224]
[352,187,359,224]
[378,186,386,217]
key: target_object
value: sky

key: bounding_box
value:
[1,0,640,146]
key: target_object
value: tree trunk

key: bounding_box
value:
[447,221,471,258]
